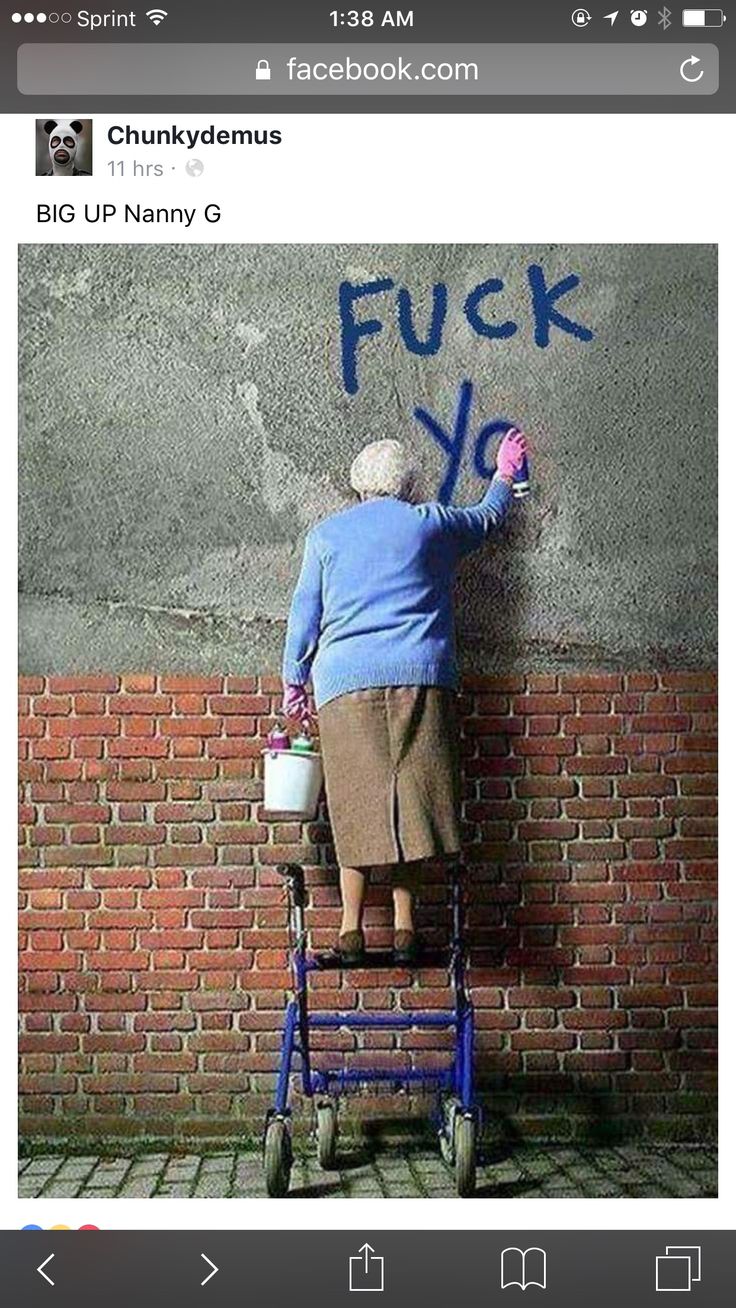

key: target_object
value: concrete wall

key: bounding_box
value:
[18,243,717,674]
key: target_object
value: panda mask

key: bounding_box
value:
[44,119,84,175]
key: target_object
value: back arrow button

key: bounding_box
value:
[37,1254,55,1286]
[201,1254,218,1286]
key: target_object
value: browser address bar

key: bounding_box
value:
[18,43,719,96]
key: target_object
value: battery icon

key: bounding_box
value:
[682,8,727,24]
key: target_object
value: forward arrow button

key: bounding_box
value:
[201,1254,219,1286]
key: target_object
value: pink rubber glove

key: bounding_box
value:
[282,683,310,723]
[496,428,528,480]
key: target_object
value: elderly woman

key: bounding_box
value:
[282,430,527,965]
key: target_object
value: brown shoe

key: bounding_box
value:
[394,930,419,966]
[337,929,365,967]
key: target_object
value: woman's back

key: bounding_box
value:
[311,497,458,706]
[283,475,511,709]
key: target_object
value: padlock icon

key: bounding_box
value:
[255,59,271,81]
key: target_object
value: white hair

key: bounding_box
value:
[349,439,418,502]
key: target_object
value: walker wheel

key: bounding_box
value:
[316,1098,339,1170]
[454,1114,477,1197]
[264,1117,292,1197]
[439,1096,459,1167]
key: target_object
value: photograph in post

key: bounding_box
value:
[17,243,717,1200]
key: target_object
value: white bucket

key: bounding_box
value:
[262,749,324,819]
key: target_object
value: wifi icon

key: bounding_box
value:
[146,8,168,24]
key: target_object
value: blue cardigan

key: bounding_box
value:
[282,477,513,710]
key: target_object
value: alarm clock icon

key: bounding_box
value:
[630,8,648,23]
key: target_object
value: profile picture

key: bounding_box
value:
[36,117,92,176]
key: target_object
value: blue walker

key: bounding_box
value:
[264,862,478,1196]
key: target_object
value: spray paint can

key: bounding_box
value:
[512,452,531,500]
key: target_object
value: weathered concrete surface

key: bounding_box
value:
[18,244,717,673]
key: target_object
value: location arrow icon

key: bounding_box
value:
[201,1253,219,1286]
[604,10,619,22]
[37,1253,55,1286]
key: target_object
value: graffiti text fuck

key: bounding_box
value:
[338,264,594,396]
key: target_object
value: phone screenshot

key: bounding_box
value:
[0,0,729,1297]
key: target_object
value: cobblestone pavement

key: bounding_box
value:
[18,1144,717,1199]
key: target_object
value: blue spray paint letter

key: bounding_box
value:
[464,279,517,340]
[397,283,448,356]
[527,264,594,348]
[339,277,395,396]
[414,379,475,505]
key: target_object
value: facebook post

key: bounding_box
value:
[0,0,731,1300]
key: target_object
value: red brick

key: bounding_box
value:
[528,716,559,735]
[617,818,674,838]
[160,717,223,737]
[634,714,690,733]
[20,677,45,694]
[565,757,626,775]
[121,675,157,693]
[665,838,718,859]
[519,820,577,840]
[105,824,166,845]
[160,676,224,693]
[566,798,624,819]
[20,951,80,971]
[517,778,576,798]
[209,695,271,715]
[108,739,169,758]
[665,754,716,774]
[560,674,623,693]
[73,694,107,715]
[109,695,172,715]
[45,804,110,823]
[48,676,118,693]
[474,695,510,714]
[620,987,683,1008]
[617,776,676,796]
[563,715,623,735]
[172,694,206,714]
[33,695,72,716]
[660,672,716,692]
[513,737,575,756]
[525,674,558,693]
[579,695,613,712]
[627,673,658,691]
[514,695,575,714]
[48,716,120,737]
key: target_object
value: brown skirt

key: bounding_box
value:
[317,685,462,868]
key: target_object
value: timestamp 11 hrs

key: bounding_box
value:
[108,160,165,176]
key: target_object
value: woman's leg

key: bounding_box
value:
[339,865,367,936]
[392,862,420,933]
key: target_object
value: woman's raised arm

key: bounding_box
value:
[282,532,324,687]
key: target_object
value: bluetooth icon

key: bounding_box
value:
[658,5,671,27]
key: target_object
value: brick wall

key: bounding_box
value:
[18,672,717,1144]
